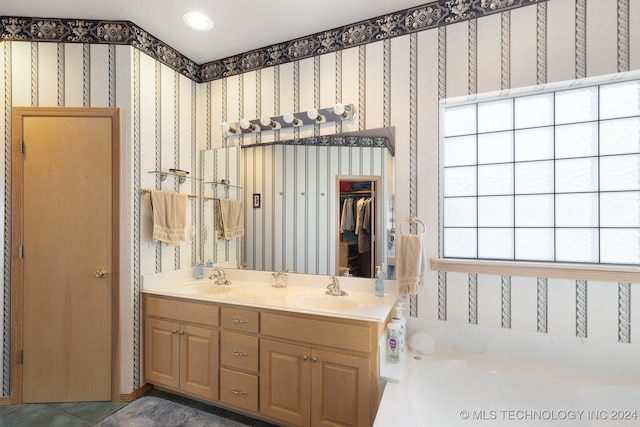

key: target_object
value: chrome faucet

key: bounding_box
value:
[326,276,348,296]
[209,268,231,285]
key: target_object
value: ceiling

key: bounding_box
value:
[3,0,427,64]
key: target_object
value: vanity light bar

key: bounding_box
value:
[221,103,356,137]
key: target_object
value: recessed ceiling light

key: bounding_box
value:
[183,11,213,31]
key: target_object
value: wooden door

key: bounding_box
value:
[180,324,219,400]
[310,349,369,427]
[13,108,119,403]
[260,339,311,427]
[144,318,180,390]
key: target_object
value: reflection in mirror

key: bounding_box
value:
[201,129,395,276]
[337,176,381,278]
[201,147,242,269]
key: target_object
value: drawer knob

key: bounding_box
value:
[231,350,248,357]
[311,357,318,363]
[231,388,247,396]
[231,318,248,324]
[301,355,308,361]
[172,330,178,334]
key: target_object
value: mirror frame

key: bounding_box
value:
[200,128,395,275]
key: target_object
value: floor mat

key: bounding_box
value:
[96,396,246,427]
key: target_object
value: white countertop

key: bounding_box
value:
[142,268,397,323]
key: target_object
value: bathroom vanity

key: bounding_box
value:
[142,269,396,427]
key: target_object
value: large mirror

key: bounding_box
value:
[200,128,395,277]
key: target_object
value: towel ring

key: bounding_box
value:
[399,216,426,235]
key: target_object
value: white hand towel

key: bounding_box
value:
[397,234,427,296]
[218,199,244,240]
[150,190,188,245]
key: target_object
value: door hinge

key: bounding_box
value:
[19,245,23,259]
[19,140,24,154]
[18,350,23,364]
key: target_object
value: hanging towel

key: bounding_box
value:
[150,190,188,245]
[397,234,427,296]
[218,199,244,240]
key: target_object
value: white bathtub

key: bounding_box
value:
[375,349,640,427]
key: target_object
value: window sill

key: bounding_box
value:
[430,258,640,283]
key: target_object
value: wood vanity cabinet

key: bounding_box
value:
[143,293,384,427]
[144,296,220,401]
[260,312,378,427]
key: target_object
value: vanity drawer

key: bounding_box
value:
[220,368,258,412]
[220,331,259,373]
[261,312,370,353]
[221,307,259,334]
[145,295,219,326]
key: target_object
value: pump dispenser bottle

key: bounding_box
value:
[392,303,407,361]
[194,260,204,279]
[386,322,401,363]
[375,265,385,297]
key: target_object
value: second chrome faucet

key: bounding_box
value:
[209,268,231,285]
[326,276,348,296]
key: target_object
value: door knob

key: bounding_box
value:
[93,269,109,279]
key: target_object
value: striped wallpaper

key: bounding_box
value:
[240,143,390,275]
[0,0,638,397]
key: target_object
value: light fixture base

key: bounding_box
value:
[222,104,356,140]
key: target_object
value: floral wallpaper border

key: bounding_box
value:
[1,0,544,83]
[241,135,394,156]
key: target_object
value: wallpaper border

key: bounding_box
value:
[239,136,394,156]
[0,0,545,83]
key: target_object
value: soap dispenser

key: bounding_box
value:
[375,265,385,297]
[194,260,204,280]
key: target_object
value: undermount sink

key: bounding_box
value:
[181,283,232,296]
[287,293,367,311]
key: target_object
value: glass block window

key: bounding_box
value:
[441,76,640,265]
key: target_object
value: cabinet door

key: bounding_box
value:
[260,339,311,427]
[180,324,219,400]
[144,318,180,389]
[311,349,370,427]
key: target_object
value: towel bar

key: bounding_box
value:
[139,188,197,199]
[399,216,425,235]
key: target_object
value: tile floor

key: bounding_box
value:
[0,389,280,427]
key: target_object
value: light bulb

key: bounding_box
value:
[307,108,324,123]
[239,119,256,131]
[334,103,349,118]
[220,122,237,133]
[283,113,300,126]
[260,116,277,128]
[307,109,319,120]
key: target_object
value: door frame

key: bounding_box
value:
[335,175,381,278]
[9,107,121,404]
